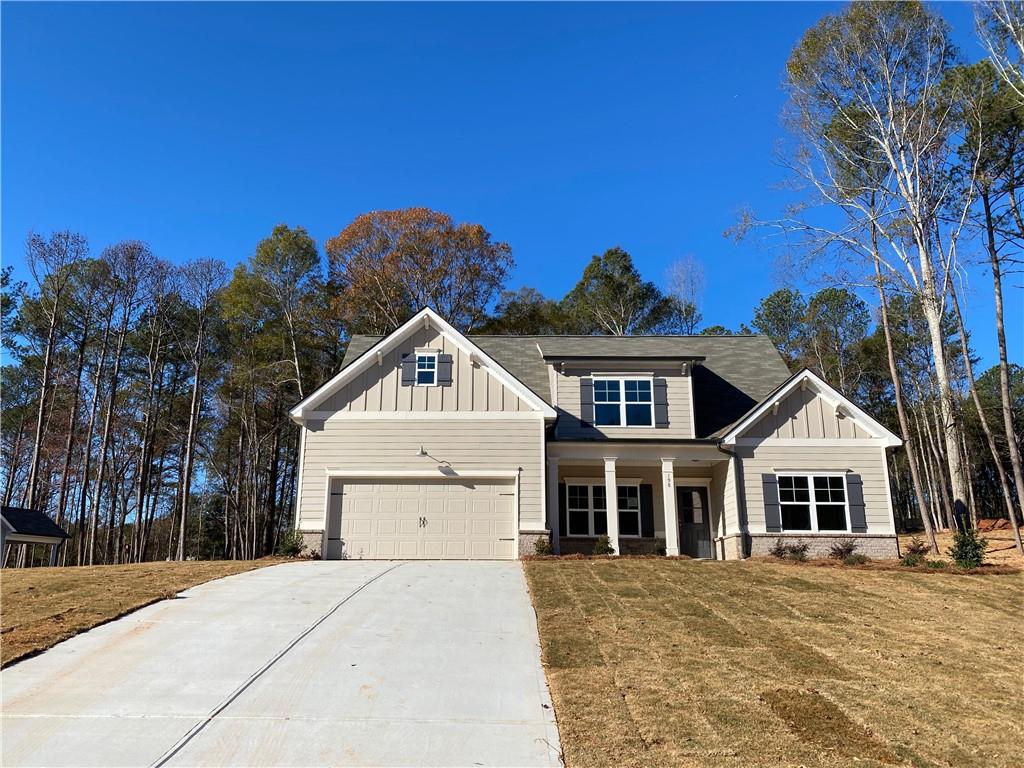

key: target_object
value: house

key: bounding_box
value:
[1,506,71,567]
[289,308,902,561]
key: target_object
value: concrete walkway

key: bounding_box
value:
[1,561,561,767]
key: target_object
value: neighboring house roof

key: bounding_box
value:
[339,330,792,438]
[718,368,903,447]
[1,506,71,539]
[290,308,558,422]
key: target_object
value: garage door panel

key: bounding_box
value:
[332,479,516,560]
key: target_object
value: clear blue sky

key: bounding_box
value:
[2,2,1018,367]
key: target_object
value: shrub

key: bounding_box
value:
[652,537,667,556]
[593,535,614,555]
[843,553,870,566]
[900,553,923,567]
[768,538,809,562]
[276,528,304,557]
[926,559,947,569]
[905,537,931,557]
[534,537,553,556]
[828,540,858,560]
[947,527,988,569]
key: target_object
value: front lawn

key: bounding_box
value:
[524,559,1023,768]
[0,559,282,666]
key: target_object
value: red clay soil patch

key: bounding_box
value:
[977,518,1010,532]
[761,688,897,765]
[748,555,1021,575]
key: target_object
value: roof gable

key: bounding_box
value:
[290,308,557,422]
[719,369,902,447]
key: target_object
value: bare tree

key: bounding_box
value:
[665,255,705,334]
[977,1,1024,101]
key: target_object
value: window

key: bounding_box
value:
[565,482,639,537]
[777,474,848,532]
[593,378,653,427]
[415,353,437,386]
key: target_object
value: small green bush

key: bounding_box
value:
[900,553,923,567]
[276,528,304,557]
[905,537,931,557]
[828,540,858,560]
[926,559,947,569]
[947,527,988,569]
[768,538,789,558]
[593,535,614,555]
[534,537,553,556]
[843,553,870,566]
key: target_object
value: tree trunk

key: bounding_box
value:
[88,320,127,564]
[982,192,1024,554]
[176,360,202,561]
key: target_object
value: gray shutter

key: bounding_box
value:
[400,353,416,386]
[653,377,669,427]
[639,484,655,537]
[762,474,782,533]
[847,474,867,533]
[580,378,594,424]
[558,483,567,539]
[437,353,453,386]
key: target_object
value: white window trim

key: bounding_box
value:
[564,479,643,538]
[776,472,850,533]
[415,352,438,387]
[592,376,655,429]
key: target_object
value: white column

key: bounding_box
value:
[661,459,680,556]
[603,457,620,555]
[547,457,561,554]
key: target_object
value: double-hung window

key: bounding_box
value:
[415,353,437,386]
[565,482,640,537]
[777,474,849,532]
[593,378,653,427]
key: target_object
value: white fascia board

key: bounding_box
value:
[720,369,902,447]
[289,307,556,422]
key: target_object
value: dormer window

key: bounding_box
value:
[416,353,437,386]
[594,377,653,427]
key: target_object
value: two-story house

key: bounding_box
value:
[289,308,902,561]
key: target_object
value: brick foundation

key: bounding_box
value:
[299,531,323,559]
[557,537,666,556]
[748,533,900,560]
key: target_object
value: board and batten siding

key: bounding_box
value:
[297,418,545,532]
[553,367,694,439]
[736,444,893,533]
[320,327,528,414]
[745,387,871,440]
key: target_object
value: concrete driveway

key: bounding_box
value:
[1,561,561,767]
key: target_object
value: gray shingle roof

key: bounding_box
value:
[338,333,790,438]
[1,506,70,539]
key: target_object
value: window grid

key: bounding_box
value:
[416,353,437,386]
[565,482,641,537]
[777,474,849,532]
[592,377,653,427]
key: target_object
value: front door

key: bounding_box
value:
[677,486,713,558]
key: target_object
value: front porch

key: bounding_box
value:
[545,442,742,559]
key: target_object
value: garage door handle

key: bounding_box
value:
[498,538,514,541]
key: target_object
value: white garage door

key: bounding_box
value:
[324,479,517,560]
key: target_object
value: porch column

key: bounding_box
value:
[603,457,620,555]
[661,458,680,556]
[547,457,561,554]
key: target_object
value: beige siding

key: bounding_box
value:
[554,367,693,439]
[320,328,525,413]
[746,387,871,440]
[711,458,739,537]
[736,444,893,534]
[297,417,544,532]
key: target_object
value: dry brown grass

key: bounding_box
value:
[0,559,282,666]
[524,558,1024,768]
[899,527,1023,567]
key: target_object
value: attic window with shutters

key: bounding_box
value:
[777,474,849,532]
[593,377,653,427]
[416,353,437,386]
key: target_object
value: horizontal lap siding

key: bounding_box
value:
[555,368,693,439]
[737,444,893,534]
[297,418,544,532]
